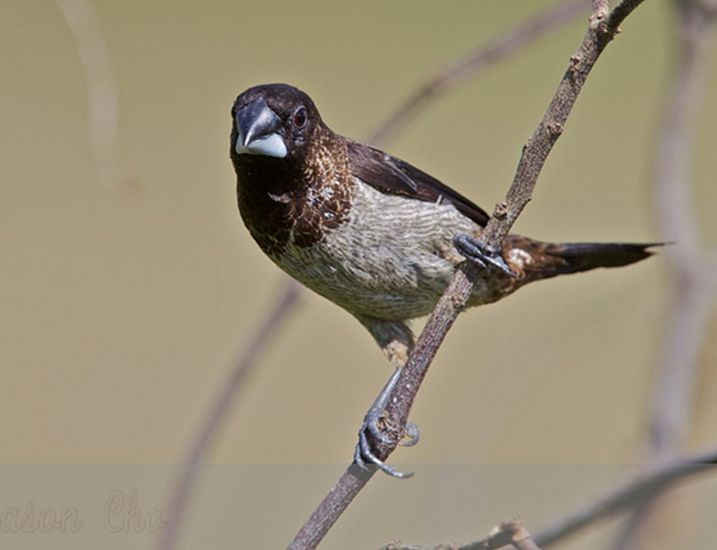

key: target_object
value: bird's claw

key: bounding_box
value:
[363,405,395,445]
[353,407,415,479]
[401,422,420,447]
[454,234,516,277]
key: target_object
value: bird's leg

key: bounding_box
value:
[453,233,516,277]
[354,318,418,478]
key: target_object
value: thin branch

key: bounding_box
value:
[381,0,646,449]
[368,0,588,147]
[648,0,717,456]
[611,1,717,547]
[532,445,717,546]
[382,520,542,550]
[156,280,301,550]
[288,1,646,548]
[376,446,717,549]
[54,0,134,195]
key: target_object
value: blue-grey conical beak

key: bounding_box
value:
[234,98,288,158]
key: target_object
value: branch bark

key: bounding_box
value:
[288,1,646,548]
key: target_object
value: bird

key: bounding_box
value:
[230,83,657,476]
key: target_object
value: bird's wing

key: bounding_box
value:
[346,141,490,227]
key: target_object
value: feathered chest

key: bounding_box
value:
[264,179,480,319]
[235,143,353,255]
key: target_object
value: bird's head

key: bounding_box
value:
[230,83,324,166]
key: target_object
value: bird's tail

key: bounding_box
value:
[504,236,661,283]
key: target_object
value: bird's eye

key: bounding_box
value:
[292,106,307,128]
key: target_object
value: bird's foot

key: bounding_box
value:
[353,367,417,479]
[354,409,418,479]
[454,234,516,277]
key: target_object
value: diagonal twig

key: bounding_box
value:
[156,280,301,550]
[288,2,647,549]
[382,519,543,550]
[377,446,717,549]
[532,444,717,546]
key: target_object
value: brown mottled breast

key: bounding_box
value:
[234,133,353,256]
[290,134,353,247]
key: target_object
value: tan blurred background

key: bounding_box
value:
[1,0,716,548]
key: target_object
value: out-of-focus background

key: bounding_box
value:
[2,0,716,548]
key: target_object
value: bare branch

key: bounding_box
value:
[54,0,134,195]
[532,445,717,546]
[381,520,542,550]
[376,447,717,549]
[288,2,646,548]
[156,280,301,550]
[287,464,374,550]
[368,0,588,147]
[380,0,646,449]
[478,0,645,249]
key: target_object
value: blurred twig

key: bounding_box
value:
[156,281,301,550]
[377,446,717,549]
[382,520,542,550]
[611,0,717,548]
[368,0,588,147]
[649,0,717,456]
[288,2,646,549]
[532,444,717,546]
[158,4,586,550]
[55,0,133,195]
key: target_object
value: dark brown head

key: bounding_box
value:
[230,83,326,172]
[230,84,352,253]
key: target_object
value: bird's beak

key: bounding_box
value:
[234,98,288,158]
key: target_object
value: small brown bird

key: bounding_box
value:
[230,83,656,476]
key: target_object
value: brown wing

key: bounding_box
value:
[346,141,490,227]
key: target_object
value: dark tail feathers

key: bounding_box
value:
[508,238,663,282]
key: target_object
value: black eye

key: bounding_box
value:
[292,106,307,128]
